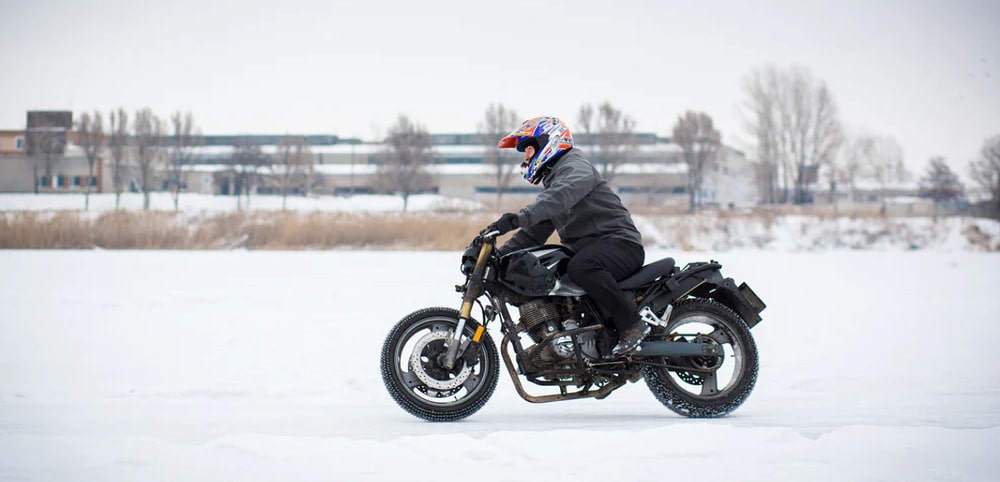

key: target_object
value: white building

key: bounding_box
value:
[1,131,762,208]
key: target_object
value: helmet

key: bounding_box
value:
[497,116,573,184]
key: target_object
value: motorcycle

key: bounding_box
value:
[380,229,766,421]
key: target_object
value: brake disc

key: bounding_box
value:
[673,334,722,385]
[409,330,473,391]
[677,370,704,385]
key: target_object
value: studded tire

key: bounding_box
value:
[380,307,500,422]
[642,298,758,418]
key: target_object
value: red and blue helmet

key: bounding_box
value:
[497,116,574,184]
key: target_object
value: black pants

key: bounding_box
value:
[566,238,645,332]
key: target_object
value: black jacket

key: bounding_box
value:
[503,148,642,254]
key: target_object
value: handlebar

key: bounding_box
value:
[478,229,501,239]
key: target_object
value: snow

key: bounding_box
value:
[1,249,998,481]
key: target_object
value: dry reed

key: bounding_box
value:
[0,211,496,250]
[1,207,993,251]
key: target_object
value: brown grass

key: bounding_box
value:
[2,207,994,251]
[0,211,496,250]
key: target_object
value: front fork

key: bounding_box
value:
[441,240,493,370]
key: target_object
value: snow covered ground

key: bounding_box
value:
[1,249,998,481]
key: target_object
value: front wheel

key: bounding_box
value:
[642,298,759,418]
[380,307,500,422]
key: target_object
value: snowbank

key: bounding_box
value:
[635,214,1000,252]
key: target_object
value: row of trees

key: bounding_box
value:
[740,64,1000,217]
[65,108,202,211]
[375,101,650,211]
[55,109,318,211]
[375,65,995,215]
[221,136,314,211]
[44,65,1000,216]
[372,91,1000,215]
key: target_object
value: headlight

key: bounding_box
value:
[460,244,479,275]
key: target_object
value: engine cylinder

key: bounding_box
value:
[518,299,561,342]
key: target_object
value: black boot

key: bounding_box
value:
[611,320,650,357]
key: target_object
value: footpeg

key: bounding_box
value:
[639,305,672,328]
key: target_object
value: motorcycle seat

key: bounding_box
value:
[618,258,675,290]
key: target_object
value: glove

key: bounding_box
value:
[488,213,519,235]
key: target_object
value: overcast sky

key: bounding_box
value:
[1,0,997,177]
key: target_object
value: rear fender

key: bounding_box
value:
[637,261,765,328]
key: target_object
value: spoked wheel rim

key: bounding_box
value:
[391,316,494,408]
[661,313,745,399]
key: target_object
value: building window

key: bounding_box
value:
[72,176,82,187]
[89,176,98,187]
[55,176,65,188]
[15,136,25,151]
[37,176,49,188]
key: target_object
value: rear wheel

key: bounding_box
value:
[380,307,499,422]
[642,298,758,418]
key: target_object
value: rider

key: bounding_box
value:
[487,116,648,357]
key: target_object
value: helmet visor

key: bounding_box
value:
[497,135,517,149]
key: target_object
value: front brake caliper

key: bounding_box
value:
[461,339,480,366]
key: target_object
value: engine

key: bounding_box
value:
[517,298,600,366]
[519,299,563,343]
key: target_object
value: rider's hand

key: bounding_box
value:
[488,213,519,235]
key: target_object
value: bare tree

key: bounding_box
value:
[867,136,906,212]
[577,104,593,131]
[577,104,596,160]
[375,115,435,212]
[26,129,68,194]
[744,81,780,204]
[167,112,201,211]
[970,134,1000,217]
[672,111,721,212]
[839,134,874,202]
[822,145,840,207]
[109,108,129,210]
[586,102,638,183]
[477,103,519,206]
[752,160,780,205]
[133,108,164,210]
[229,137,270,211]
[918,156,964,203]
[272,135,313,210]
[741,65,843,204]
[76,111,105,210]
